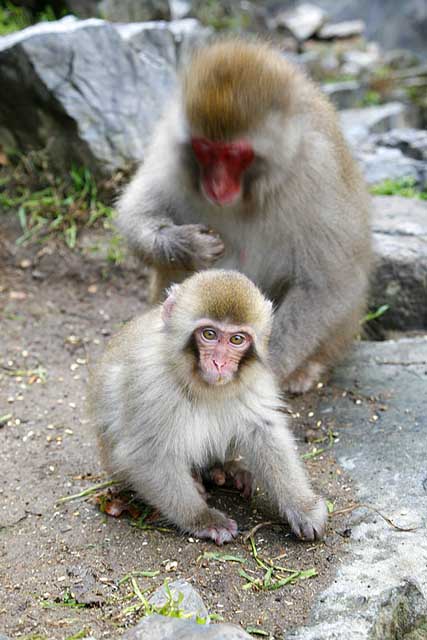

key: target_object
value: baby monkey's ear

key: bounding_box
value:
[161,284,180,324]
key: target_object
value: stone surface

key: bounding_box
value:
[341,45,381,75]
[123,615,253,639]
[0,18,177,175]
[322,80,364,110]
[340,103,414,146]
[268,3,326,41]
[115,18,211,67]
[305,0,427,57]
[370,128,427,161]
[288,336,427,639]
[318,19,365,40]
[371,196,427,330]
[148,579,209,622]
[356,146,426,186]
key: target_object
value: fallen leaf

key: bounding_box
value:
[9,291,27,301]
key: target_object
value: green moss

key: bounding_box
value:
[371,178,427,200]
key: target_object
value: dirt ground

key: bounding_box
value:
[1,215,357,640]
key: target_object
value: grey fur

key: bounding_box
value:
[89,272,327,543]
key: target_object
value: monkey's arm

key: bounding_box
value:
[129,458,237,545]
[241,415,327,540]
[116,166,224,271]
[271,263,369,379]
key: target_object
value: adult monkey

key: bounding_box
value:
[117,39,372,392]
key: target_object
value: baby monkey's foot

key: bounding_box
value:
[209,459,253,499]
[282,362,326,394]
[193,508,238,545]
[283,498,328,541]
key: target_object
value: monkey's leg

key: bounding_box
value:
[242,421,327,540]
[282,302,364,393]
[135,464,238,545]
[272,280,368,393]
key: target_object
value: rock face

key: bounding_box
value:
[317,19,365,40]
[340,103,414,146]
[267,3,327,40]
[288,336,427,640]
[357,146,426,186]
[370,128,427,161]
[309,0,427,57]
[371,196,427,331]
[0,17,209,176]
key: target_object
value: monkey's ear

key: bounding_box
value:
[161,284,180,324]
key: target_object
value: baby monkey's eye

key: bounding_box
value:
[202,328,217,340]
[230,334,245,346]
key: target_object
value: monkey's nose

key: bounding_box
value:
[213,359,225,372]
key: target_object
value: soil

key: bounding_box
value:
[1,214,356,640]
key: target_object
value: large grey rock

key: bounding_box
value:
[148,579,209,622]
[0,18,176,175]
[288,336,427,639]
[123,615,252,639]
[340,45,381,76]
[115,19,211,68]
[322,80,364,110]
[99,0,171,22]
[301,0,427,57]
[340,103,414,146]
[317,19,365,40]
[370,128,427,161]
[371,196,427,331]
[267,3,326,40]
[356,146,426,186]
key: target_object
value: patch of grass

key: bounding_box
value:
[121,578,208,624]
[240,536,317,592]
[196,0,250,30]
[358,90,382,106]
[41,590,87,609]
[0,150,125,262]
[361,304,389,325]
[371,178,427,200]
[0,1,61,35]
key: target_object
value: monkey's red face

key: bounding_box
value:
[194,323,253,385]
[191,138,254,206]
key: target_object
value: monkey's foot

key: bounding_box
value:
[209,460,253,499]
[193,509,238,545]
[282,362,326,394]
[283,499,328,541]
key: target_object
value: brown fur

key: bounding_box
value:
[183,40,292,140]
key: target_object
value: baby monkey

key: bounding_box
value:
[90,270,327,544]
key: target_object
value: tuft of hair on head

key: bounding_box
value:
[183,38,291,140]
[165,269,273,356]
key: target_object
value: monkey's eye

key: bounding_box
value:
[202,328,217,341]
[230,334,245,346]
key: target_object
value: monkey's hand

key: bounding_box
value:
[157,224,225,271]
[193,507,238,545]
[283,498,328,541]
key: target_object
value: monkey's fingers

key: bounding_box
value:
[283,500,327,541]
[194,518,238,546]
[233,470,253,500]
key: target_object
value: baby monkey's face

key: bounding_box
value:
[194,321,253,385]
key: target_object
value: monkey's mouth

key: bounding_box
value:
[200,370,233,386]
